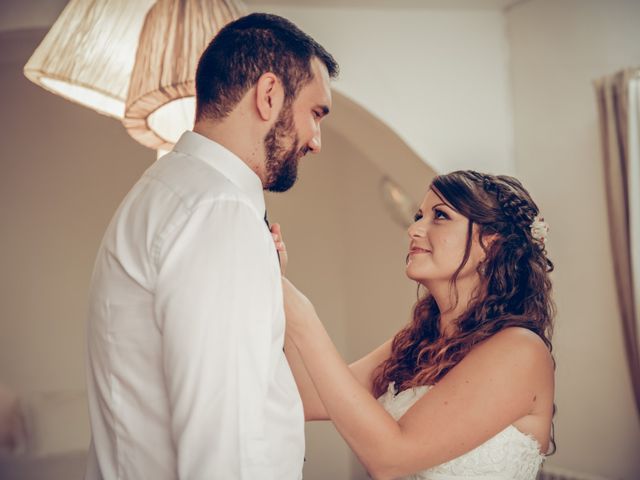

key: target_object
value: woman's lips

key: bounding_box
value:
[409,248,430,255]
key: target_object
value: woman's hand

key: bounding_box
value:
[269,222,288,274]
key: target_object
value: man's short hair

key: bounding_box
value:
[195,13,339,121]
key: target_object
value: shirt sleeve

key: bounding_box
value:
[154,198,278,479]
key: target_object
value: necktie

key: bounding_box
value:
[265,211,285,354]
[264,210,281,267]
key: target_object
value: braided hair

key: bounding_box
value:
[372,170,556,451]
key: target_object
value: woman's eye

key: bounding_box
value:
[413,212,423,222]
[434,208,449,220]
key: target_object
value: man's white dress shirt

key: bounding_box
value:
[85,131,304,479]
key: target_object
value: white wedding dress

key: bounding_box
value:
[377,382,545,480]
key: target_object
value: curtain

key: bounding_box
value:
[594,67,640,419]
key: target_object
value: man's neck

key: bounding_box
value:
[193,117,266,184]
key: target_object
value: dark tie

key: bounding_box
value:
[266,211,286,354]
[264,210,281,267]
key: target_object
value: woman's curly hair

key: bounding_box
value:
[371,170,556,450]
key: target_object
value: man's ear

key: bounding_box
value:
[255,72,284,121]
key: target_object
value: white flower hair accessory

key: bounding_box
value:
[530,215,549,243]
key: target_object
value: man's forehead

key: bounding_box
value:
[308,57,332,107]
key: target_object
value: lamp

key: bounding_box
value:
[25,0,245,152]
[124,0,245,150]
[379,176,418,229]
[23,0,156,119]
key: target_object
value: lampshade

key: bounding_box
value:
[23,0,156,119]
[124,0,245,150]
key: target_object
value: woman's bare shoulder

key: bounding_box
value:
[465,326,554,382]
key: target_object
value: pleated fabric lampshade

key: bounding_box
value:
[124,0,245,150]
[23,0,156,119]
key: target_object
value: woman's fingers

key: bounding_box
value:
[270,222,288,273]
[270,223,283,248]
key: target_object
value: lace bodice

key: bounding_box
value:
[377,382,544,480]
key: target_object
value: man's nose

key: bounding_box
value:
[308,130,321,154]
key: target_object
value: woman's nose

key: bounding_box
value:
[407,222,426,239]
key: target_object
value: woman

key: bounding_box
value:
[272,170,555,479]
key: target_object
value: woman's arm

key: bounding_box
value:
[285,331,393,421]
[283,278,554,480]
[271,223,393,421]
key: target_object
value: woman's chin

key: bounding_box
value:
[405,267,446,287]
[405,266,428,283]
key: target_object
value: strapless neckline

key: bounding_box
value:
[377,382,545,480]
[386,383,543,453]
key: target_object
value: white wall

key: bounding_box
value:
[507,1,640,478]
[256,4,515,175]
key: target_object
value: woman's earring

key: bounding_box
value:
[478,263,486,276]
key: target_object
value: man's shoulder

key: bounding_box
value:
[144,150,250,210]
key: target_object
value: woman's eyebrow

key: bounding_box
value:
[431,202,459,214]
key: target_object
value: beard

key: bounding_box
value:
[263,104,308,192]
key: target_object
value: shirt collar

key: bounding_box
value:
[173,131,266,216]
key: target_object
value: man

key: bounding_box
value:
[85,13,338,479]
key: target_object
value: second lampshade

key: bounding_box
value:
[123,0,245,150]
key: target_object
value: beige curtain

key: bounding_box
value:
[595,67,640,419]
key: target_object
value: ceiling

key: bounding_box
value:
[247,0,526,9]
[0,0,527,33]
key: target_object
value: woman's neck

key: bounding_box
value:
[425,275,481,337]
